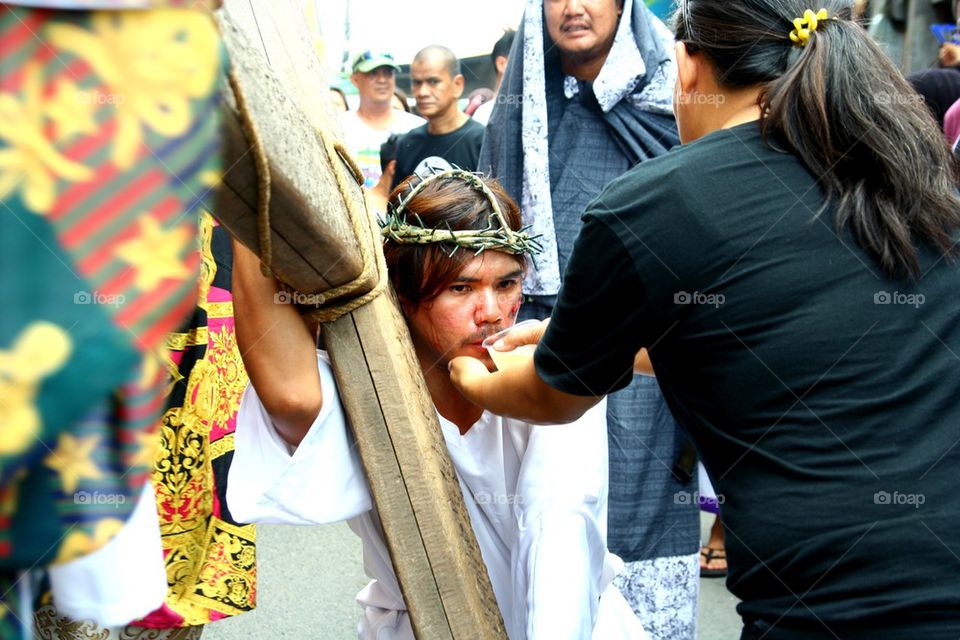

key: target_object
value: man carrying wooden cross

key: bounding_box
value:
[226,164,646,639]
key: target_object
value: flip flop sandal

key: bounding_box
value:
[700,546,728,578]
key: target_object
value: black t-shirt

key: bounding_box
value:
[391,118,485,188]
[537,122,960,636]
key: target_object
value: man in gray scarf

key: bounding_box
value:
[479,1,701,638]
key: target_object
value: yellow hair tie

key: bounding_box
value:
[789,8,830,46]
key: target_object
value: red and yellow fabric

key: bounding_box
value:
[0,2,222,638]
[29,213,257,637]
[139,212,257,628]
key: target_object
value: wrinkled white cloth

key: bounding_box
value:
[228,351,647,640]
[228,352,372,525]
[48,481,167,627]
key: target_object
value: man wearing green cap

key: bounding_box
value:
[340,50,423,189]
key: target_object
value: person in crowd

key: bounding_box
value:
[945,96,960,145]
[868,0,955,73]
[473,29,517,125]
[340,50,424,188]
[939,41,960,68]
[466,87,495,116]
[392,88,412,113]
[479,1,701,636]
[227,166,646,639]
[329,85,349,111]
[391,46,486,187]
[938,1,960,68]
[906,2,960,130]
[908,66,960,129]
[452,1,960,638]
[698,464,727,578]
[365,133,400,214]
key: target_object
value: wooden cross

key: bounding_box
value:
[213,2,506,638]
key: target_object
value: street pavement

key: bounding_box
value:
[203,513,742,639]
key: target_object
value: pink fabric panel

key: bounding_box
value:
[945,98,960,149]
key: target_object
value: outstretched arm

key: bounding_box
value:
[232,238,322,447]
[450,318,649,424]
[449,354,601,425]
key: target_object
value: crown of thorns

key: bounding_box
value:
[380,168,542,258]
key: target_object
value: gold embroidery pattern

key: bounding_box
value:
[45,10,220,170]
[34,604,110,640]
[184,519,256,616]
[153,320,253,622]
[149,211,255,624]
[195,212,215,313]
[161,532,207,620]
[160,517,256,621]
[0,62,94,214]
[0,322,73,456]
[35,604,203,640]
[118,626,203,640]
[154,407,211,537]
[195,324,247,429]
[166,327,209,352]
[204,302,233,319]
[207,433,234,461]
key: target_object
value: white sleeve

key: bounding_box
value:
[226,351,372,525]
[510,401,613,639]
[48,482,166,627]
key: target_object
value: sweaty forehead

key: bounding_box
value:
[453,251,526,281]
[411,56,450,79]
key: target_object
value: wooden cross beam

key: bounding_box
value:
[213,1,506,637]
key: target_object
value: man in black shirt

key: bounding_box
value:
[391,45,485,188]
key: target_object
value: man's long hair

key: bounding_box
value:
[383,175,526,307]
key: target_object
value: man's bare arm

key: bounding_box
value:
[232,238,322,447]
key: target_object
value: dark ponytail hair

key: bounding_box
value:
[675,0,960,279]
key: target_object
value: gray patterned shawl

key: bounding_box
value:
[479,0,679,296]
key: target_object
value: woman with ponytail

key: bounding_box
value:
[450,1,960,637]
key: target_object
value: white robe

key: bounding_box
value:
[46,481,167,628]
[227,352,646,640]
